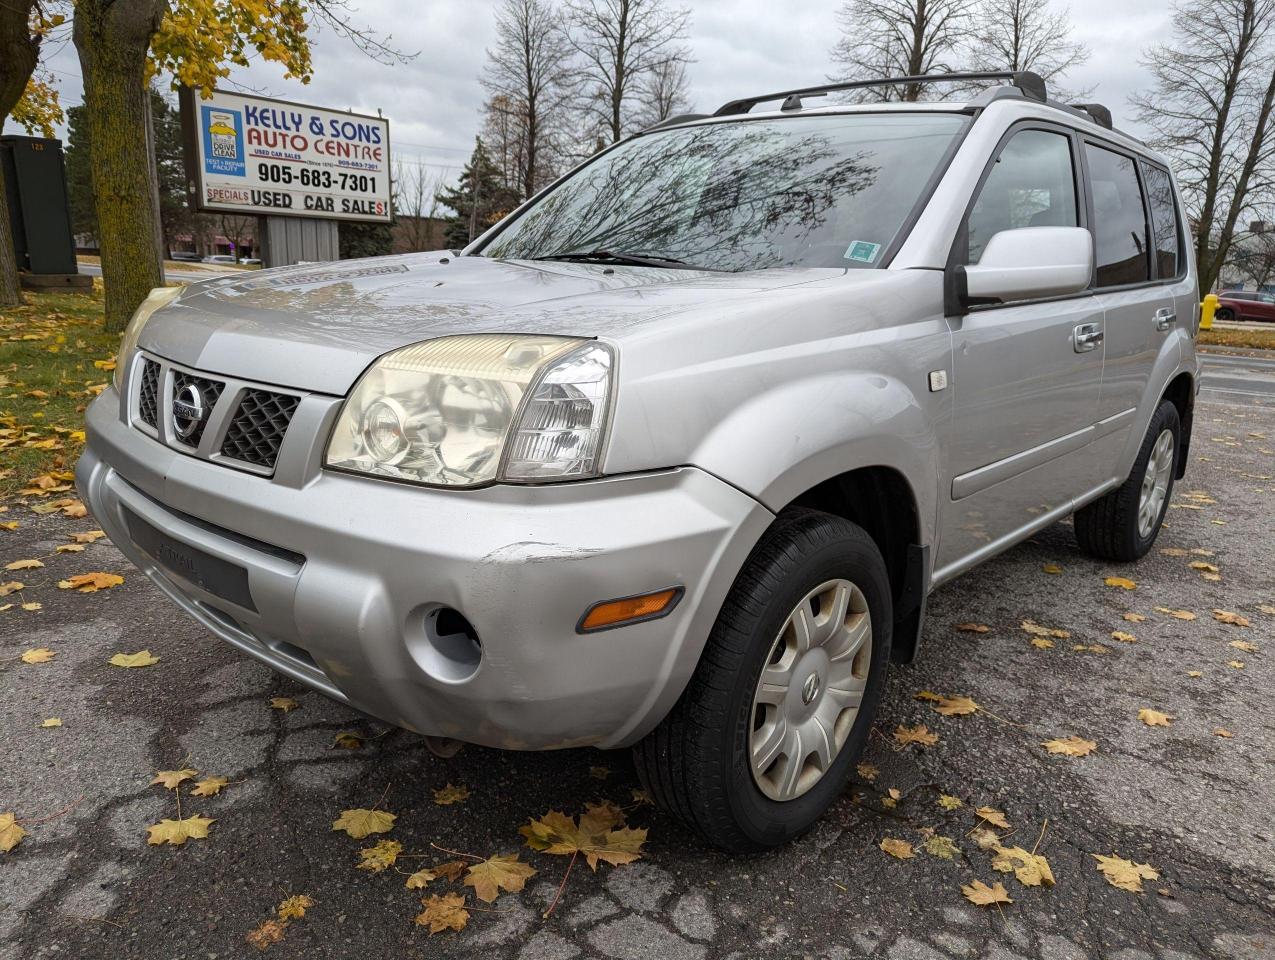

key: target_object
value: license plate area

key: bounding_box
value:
[125,509,257,612]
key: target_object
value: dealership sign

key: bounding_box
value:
[179,88,391,223]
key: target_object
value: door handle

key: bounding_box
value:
[1073,322,1104,352]
[1154,307,1177,331]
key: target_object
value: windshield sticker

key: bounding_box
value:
[844,241,882,264]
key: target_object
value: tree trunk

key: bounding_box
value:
[73,0,166,333]
[0,0,39,307]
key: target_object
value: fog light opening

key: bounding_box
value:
[416,606,482,683]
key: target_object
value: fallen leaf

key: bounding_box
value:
[1021,620,1070,639]
[1122,612,1147,622]
[1110,631,1137,644]
[1186,670,1203,678]
[520,808,647,870]
[924,835,960,860]
[41,718,62,728]
[465,853,537,902]
[405,860,468,888]
[879,836,915,860]
[1212,610,1250,627]
[55,544,85,553]
[962,879,1013,906]
[433,783,471,806]
[246,919,286,950]
[1104,576,1137,590]
[58,572,124,592]
[276,895,314,920]
[1072,644,1111,654]
[1155,607,1196,621]
[992,843,1056,887]
[1189,561,1220,573]
[0,813,26,852]
[937,794,963,811]
[1138,708,1174,727]
[1042,563,1063,574]
[69,530,106,544]
[332,808,396,839]
[881,787,902,810]
[1228,660,1245,670]
[856,762,879,782]
[146,815,215,846]
[332,732,363,750]
[589,765,610,780]
[1042,735,1097,757]
[21,647,55,664]
[270,697,299,712]
[914,690,944,702]
[894,724,939,748]
[933,695,979,717]
[1229,640,1258,653]
[191,777,229,797]
[109,650,159,668]
[1214,727,1234,738]
[5,559,42,571]
[955,623,990,633]
[357,839,402,873]
[975,806,1011,830]
[1260,605,1275,616]
[1093,853,1159,893]
[1030,637,1054,650]
[151,768,198,790]
[0,582,25,596]
[415,892,469,934]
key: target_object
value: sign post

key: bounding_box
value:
[179,88,391,267]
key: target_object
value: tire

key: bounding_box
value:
[633,508,892,852]
[1215,307,1234,322]
[1074,399,1180,562]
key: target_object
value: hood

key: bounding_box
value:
[139,252,829,395]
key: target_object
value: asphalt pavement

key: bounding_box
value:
[1,363,1273,960]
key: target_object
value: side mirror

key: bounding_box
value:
[960,226,1093,305]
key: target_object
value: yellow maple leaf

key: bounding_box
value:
[332,731,363,750]
[1030,637,1054,649]
[1230,640,1258,653]
[277,894,315,921]
[433,783,471,805]
[146,815,215,846]
[191,776,229,797]
[1212,609,1250,627]
[5,558,42,571]
[1228,660,1245,670]
[415,892,469,934]
[21,647,55,664]
[954,622,990,633]
[332,808,395,839]
[520,808,647,870]
[56,544,85,553]
[975,806,1011,830]
[1110,631,1137,644]
[21,602,41,611]
[937,794,963,811]
[924,835,960,859]
[151,768,198,790]
[0,581,25,596]
[246,919,287,949]
[1093,853,1158,893]
[1041,563,1063,574]
[1214,727,1234,739]
[962,879,1013,906]
[1021,620,1070,639]
[109,650,159,668]
[1122,612,1147,623]
[991,844,1055,887]
[1104,576,1137,590]
[1186,670,1203,678]
[894,724,938,747]
[70,530,106,544]
[1155,607,1196,621]
[879,837,914,860]
[1041,735,1097,757]
[1138,708,1173,727]
[58,572,124,592]
[41,718,62,728]
[269,697,299,712]
[0,812,27,852]
[933,695,979,717]
[464,853,537,902]
[357,839,402,872]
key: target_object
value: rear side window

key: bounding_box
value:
[1141,164,1182,279]
[1084,144,1150,286]
[966,129,1078,263]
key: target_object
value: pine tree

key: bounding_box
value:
[436,138,523,249]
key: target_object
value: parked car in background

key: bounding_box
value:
[239,257,262,266]
[170,251,203,263]
[79,70,1200,852]
[1215,289,1275,322]
[203,254,238,265]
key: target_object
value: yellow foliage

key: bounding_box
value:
[11,71,63,139]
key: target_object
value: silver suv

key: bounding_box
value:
[78,72,1200,852]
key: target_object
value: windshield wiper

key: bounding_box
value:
[531,249,715,270]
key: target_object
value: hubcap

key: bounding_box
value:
[1138,428,1174,539]
[748,578,872,802]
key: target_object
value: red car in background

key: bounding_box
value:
[1215,290,1275,322]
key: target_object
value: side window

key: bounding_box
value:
[1141,163,1182,279]
[966,129,1078,263]
[1084,143,1151,286]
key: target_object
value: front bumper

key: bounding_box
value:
[77,388,772,750]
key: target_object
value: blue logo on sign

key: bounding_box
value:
[201,105,245,177]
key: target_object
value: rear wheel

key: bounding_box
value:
[633,508,891,852]
[1074,399,1180,562]
[1215,307,1235,322]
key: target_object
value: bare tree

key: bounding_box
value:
[1131,0,1275,293]
[481,0,573,200]
[829,0,976,101]
[1225,219,1275,288]
[634,57,692,128]
[563,0,691,144]
[392,160,447,251]
[965,0,1090,98]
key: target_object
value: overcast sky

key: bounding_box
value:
[17,0,1174,187]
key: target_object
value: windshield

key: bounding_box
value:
[477,113,969,272]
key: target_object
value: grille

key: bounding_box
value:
[170,371,225,448]
[220,389,301,470]
[138,359,160,428]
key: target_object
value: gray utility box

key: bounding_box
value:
[1,135,90,289]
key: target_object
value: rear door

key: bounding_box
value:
[937,123,1105,572]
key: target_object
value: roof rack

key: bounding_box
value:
[713,71,1048,117]
[1072,103,1113,129]
[644,112,709,131]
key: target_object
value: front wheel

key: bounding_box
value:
[633,508,892,852]
[1074,399,1180,562]
[1214,307,1235,323]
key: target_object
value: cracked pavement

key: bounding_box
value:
[2,385,1273,960]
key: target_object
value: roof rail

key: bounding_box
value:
[1072,103,1113,129]
[643,112,709,132]
[713,71,1048,117]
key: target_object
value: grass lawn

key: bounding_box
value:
[0,286,116,501]
[1198,325,1275,351]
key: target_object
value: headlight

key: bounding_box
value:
[113,286,182,390]
[325,334,614,487]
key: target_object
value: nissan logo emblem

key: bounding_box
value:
[172,383,207,440]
